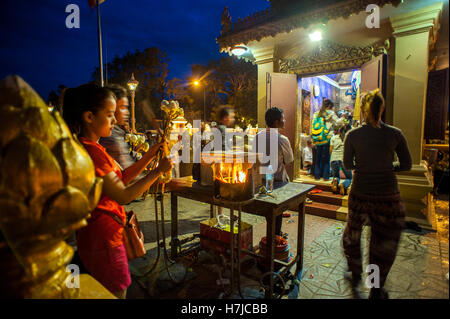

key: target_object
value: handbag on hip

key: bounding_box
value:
[101,210,146,261]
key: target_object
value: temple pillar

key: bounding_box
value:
[254,46,277,128]
[389,2,443,229]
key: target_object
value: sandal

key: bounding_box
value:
[339,183,346,195]
[331,178,338,193]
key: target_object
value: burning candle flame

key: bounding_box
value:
[238,171,246,183]
[217,163,247,184]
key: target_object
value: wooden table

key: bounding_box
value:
[169,178,315,299]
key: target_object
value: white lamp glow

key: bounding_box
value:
[309,31,322,42]
[231,45,248,56]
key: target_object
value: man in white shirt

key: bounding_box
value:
[252,107,294,238]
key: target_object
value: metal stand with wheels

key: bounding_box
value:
[212,197,254,298]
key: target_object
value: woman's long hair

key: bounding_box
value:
[361,89,384,128]
[319,98,334,118]
[62,84,116,135]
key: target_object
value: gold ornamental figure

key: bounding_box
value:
[0,75,102,298]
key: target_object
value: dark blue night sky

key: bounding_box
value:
[0,0,269,100]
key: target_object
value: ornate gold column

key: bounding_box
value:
[389,2,443,229]
[0,75,114,298]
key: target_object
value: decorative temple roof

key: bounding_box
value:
[279,39,390,75]
[217,0,402,52]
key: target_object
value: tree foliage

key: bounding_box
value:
[89,49,256,131]
[92,47,169,132]
[47,84,67,113]
[166,77,201,123]
[189,56,257,127]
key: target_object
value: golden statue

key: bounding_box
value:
[0,75,103,298]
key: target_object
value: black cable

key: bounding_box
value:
[140,194,161,277]
[158,184,191,285]
[236,205,244,299]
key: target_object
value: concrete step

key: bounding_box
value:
[396,174,432,186]
[307,191,348,207]
[336,206,348,221]
[295,176,349,221]
[294,177,348,205]
[293,178,333,192]
[305,202,348,221]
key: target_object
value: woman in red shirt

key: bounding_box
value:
[62,84,173,298]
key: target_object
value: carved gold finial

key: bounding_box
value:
[221,6,232,35]
[0,75,102,298]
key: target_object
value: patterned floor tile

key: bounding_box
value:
[301,211,446,300]
[317,273,354,297]
[303,254,342,273]
[306,240,342,258]
[386,270,422,291]
[400,233,431,255]
[385,269,448,299]
[388,291,419,299]
[314,291,354,299]
[333,258,351,275]
[302,220,449,299]
[297,281,319,299]
[321,222,345,236]
[416,287,449,299]
[301,265,336,282]
[392,254,428,272]
[127,195,450,299]
[419,273,449,291]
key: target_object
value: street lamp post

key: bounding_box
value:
[127,73,139,133]
[194,80,206,122]
[202,85,206,123]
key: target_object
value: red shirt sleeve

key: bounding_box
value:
[83,143,116,177]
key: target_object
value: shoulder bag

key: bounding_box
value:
[101,210,146,261]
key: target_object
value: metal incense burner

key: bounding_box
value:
[201,151,262,202]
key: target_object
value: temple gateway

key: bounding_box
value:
[217,0,449,228]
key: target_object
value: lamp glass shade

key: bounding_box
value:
[231,46,248,56]
[127,73,139,91]
[127,83,138,91]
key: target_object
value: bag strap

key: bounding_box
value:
[99,211,125,227]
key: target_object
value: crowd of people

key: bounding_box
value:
[61,81,411,300]
[302,98,353,195]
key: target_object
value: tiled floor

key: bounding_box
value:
[295,222,449,299]
[126,195,449,299]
